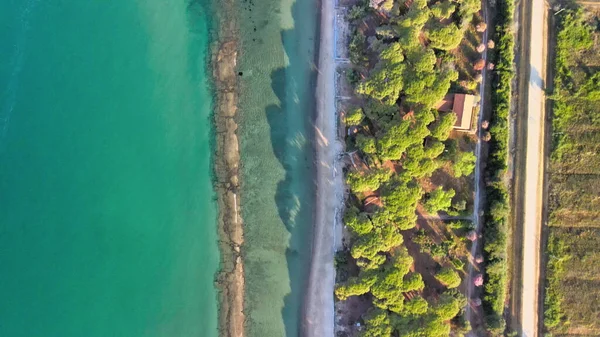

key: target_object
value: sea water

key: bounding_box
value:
[0,1,219,336]
[235,0,319,335]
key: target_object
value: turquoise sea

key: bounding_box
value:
[0,1,220,336]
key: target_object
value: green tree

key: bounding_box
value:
[381,180,422,228]
[361,308,393,337]
[351,225,403,262]
[431,292,465,320]
[402,45,458,106]
[371,249,422,313]
[453,151,476,177]
[430,1,455,19]
[426,22,463,51]
[393,0,430,47]
[424,187,455,213]
[346,168,393,193]
[344,207,374,235]
[430,113,457,141]
[376,116,431,161]
[335,273,377,300]
[404,296,429,315]
[349,30,368,65]
[345,107,365,126]
[357,43,405,104]
[434,267,462,288]
[356,135,378,155]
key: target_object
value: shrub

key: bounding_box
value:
[424,187,456,213]
[345,107,365,126]
[452,151,476,177]
[435,267,462,288]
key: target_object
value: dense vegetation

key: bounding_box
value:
[543,9,600,335]
[335,0,485,335]
[477,0,514,331]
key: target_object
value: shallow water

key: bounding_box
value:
[0,1,220,336]
[235,0,319,335]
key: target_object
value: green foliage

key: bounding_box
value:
[335,273,376,300]
[344,206,374,235]
[376,114,431,161]
[555,9,592,82]
[361,308,393,337]
[346,168,393,193]
[543,10,600,333]
[345,107,365,126]
[544,234,569,329]
[351,225,403,262]
[336,0,481,333]
[404,296,429,315]
[402,45,458,107]
[430,1,455,19]
[402,144,443,178]
[357,43,405,104]
[432,291,466,320]
[348,4,368,21]
[394,0,430,47]
[456,0,481,21]
[381,180,423,228]
[381,0,395,11]
[452,151,476,177]
[371,250,424,313]
[575,72,600,101]
[356,134,378,155]
[434,267,462,288]
[430,113,457,141]
[376,25,398,39]
[424,187,455,213]
[349,30,368,65]
[426,22,463,51]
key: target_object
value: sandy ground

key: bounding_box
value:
[302,0,344,335]
[520,0,548,335]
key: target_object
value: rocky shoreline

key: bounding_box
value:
[212,2,244,336]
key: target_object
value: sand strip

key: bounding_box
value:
[212,3,245,337]
[302,0,343,335]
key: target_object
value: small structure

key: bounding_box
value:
[435,93,476,132]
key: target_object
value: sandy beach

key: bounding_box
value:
[302,0,343,335]
[213,2,245,337]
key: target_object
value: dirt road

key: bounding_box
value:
[302,0,343,335]
[520,0,548,335]
[465,1,489,331]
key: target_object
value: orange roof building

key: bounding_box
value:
[435,93,476,132]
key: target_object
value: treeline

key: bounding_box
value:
[479,0,514,331]
[335,0,482,335]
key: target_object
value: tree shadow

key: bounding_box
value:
[263,0,319,335]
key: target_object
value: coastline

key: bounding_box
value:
[302,0,343,334]
[212,0,245,336]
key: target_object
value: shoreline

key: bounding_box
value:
[302,0,343,334]
[211,0,245,336]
